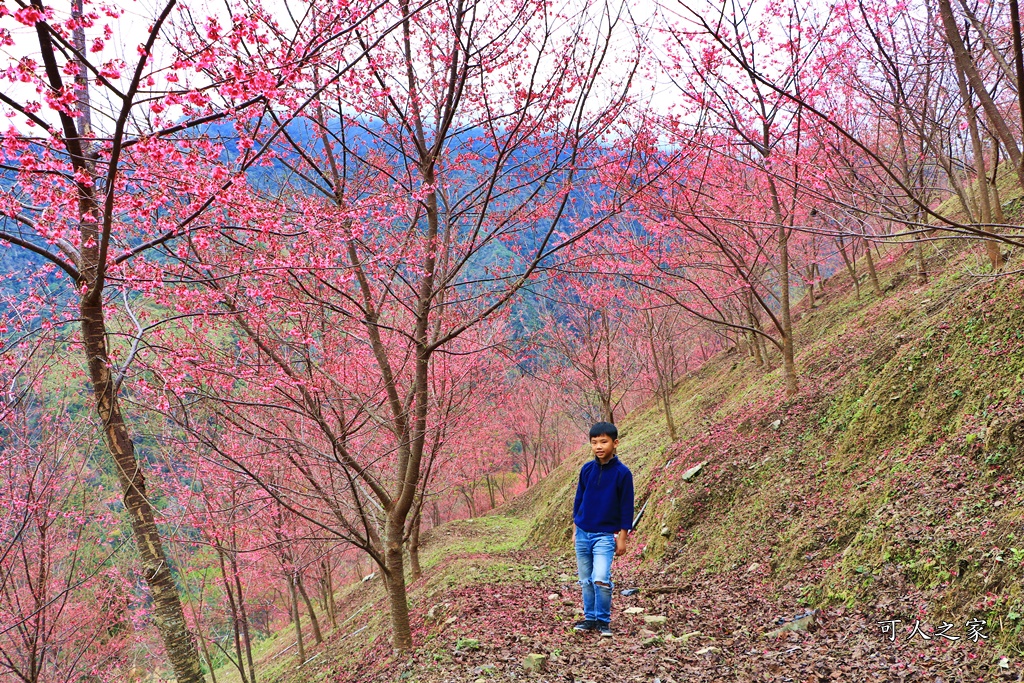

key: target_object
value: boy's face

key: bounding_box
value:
[590,434,618,462]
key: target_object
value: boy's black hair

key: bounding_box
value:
[588,421,618,440]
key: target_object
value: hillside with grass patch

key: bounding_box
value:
[228,235,1024,682]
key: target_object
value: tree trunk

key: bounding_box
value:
[837,236,860,299]
[1010,0,1024,183]
[765,158,798,395]
[983,233,1004,270]
[747,295,770,368]
[914,237,928,284]
[521,444,534,488]
[408,512,423,580]
[662,392,678,441]
[863,238,882,296]
[745,296,765,368]
[385,520,413,650]
[953,44,1003,270]
[462,488,477,518]
[600,395,614,424]
[80,300,204,683]
[58,8,203,677]
[186,568,218,683]
[288,575,306,665]
[737,328,750,357]
[777,226,798,396]
[231,553,257,682]
[321,559,338,629]
[198,633,218,683]
[216,548,248,683]
[938,0,1024,190]
[296,574,323,645]
[317,573,329,613]
[805,265,816,308]
[991,138,1008,224]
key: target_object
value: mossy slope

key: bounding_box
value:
[530,242,1024,650]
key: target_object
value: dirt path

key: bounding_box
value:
[351,550,1014,683]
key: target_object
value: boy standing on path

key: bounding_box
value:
[572,421,634,638]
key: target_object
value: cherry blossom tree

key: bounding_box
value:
[505,375,576,485]
[0,350,133,682]
[663,0,1024,283]
[0,0,384,676]
[654,0,846,394]
[138,0,646,651]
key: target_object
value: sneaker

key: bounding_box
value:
[597,621,613,637]
[573,619,596,632]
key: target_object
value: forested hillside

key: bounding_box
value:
[2,0,1024,681]
[216,228,1024,682]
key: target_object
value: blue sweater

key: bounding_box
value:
[573,456,634,533]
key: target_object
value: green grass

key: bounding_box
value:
[418,515,531,572]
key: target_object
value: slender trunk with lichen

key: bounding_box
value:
[297,574,323,645]
[991,138,1008,224]
[58,4,204,679]
[79,189,202,682]
[81,300,203,682]
[288,575,306,665]
[913,165,929,284]
[804,265,816,309]
[953,43,1003,270]
[321,559,338,629]
[662,392,678,441]
[216,547,248,683]
[1010,0,1024,181]
[384,518,413,649]
[231,551,257,682]
[746,292,770,367]
[408,514,423,580]
[767,174,798,396]
[837,236,860,299]
[939,0,1024,191]
[863,238,882,296]
[778,225,798,395]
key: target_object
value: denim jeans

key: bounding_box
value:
[575,526,615,624]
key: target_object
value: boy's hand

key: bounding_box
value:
[615,530,627,556]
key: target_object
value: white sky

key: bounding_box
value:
[1,0,682,135]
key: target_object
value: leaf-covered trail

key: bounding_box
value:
[352,550,1013,683]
